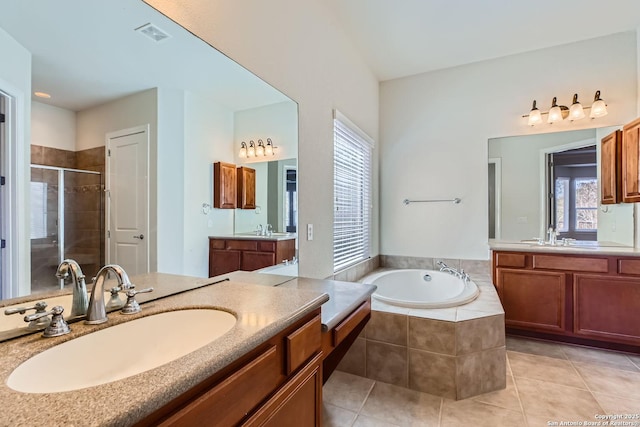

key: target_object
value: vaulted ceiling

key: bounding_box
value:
[326,0,640,81]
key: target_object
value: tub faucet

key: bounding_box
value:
[436,261,470,282]
[56,259,89,317]
[86,264,133,324]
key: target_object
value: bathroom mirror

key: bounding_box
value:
[0,0,298,302]
[488,126,634,245]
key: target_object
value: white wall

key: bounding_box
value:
[76,89,159,269]
[234,101,298,165]
[0,26,31,297]
[380,32,638,260]
[31,102,75,151]
[181,92,235,277]
[144,0,379,279]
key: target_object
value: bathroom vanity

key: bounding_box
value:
[491,242,640,352]
[0,272,374,426]
[209,235,296,276]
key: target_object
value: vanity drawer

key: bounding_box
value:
[159,345,280,427]
[210,239,225,250]
[286,315,321,375]
[618,259,640,275]
[259,241,276,252]
[333,301,371,346]
[533,255,608,273]
[227,240,258,251]
[494,253,526,268]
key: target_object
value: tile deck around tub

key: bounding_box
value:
[344,268,506,400]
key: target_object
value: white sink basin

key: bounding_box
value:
[0,292,111,332]
[7,309,236,393]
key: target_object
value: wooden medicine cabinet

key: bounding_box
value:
[213,161,237,209]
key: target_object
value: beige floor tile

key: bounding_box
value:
[628,354,640,369]
[440,398,526,427]
[574,362,640,400]
[506,336,567,359]
[507,351,587,389]
[515,377,604,420]
[472,374,522,411]
[352,414,401,427]
[526,413,563,427]
[360,382,441,426]
[324,371,375,412]
[562,345,640,372]
[323,403,358,427]
[593,392,640,414]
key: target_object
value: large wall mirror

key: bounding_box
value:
[488,126,633,246]
[0,0,298,301]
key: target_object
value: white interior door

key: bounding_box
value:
[106,126,149,275]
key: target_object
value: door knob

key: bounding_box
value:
[133,234,144,240]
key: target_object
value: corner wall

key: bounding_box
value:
[380,32,638,260]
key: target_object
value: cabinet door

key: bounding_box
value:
[496,268,567,332]
[600,130,622,204]
[244,355,322,427]
[622,117,640,203]
[209,249,241,277]
[237,167,256,209]
[574,274,640,345]
[214,162,237,209]
[242,252,276,271]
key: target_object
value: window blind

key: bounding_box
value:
[333,111,373,272]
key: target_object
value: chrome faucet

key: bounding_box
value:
[547,227,558,246]
[56,259,89,317]
[86,264,133,324]
[256,224,263,236]
[436,261,470,282]
[265,224,273,236]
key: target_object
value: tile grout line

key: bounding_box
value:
[507,358,530,427]
[563,349,607,416]
[349,379,376,426]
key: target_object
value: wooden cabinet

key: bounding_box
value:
[492,250,640,351]
[214,162,237,209]
[237,166,256,209]
[495,268,567,332]
[137,310,323,427]
[622,117,640,203]
[600,130,622,204]
[209,237,296,277]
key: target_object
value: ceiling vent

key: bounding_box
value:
[135,23,171,43]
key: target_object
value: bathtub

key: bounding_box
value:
[362,269,480,309]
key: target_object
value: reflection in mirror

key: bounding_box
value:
[0,0,298,306]
[488,127,634,246]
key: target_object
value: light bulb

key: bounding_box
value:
[265,138,274,155]
[547,97,563,124]
[256,140,265,156]
[590,90,608,118]
[568,94,585,121]
[527,100,542,126]
[238,142,247,158]
[248,140,256,157]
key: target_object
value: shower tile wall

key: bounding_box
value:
[30,145,105,292]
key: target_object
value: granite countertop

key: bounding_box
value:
[209,233,297,241]
[490,240,640,256]
[0,273,328,426]
[224,271,377,330]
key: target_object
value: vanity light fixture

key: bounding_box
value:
[264,138,274,156]
[524,90,608,126]
[238,138,276,158]
[256,139,265,156]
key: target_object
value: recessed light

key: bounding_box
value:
[135,23,171,43]
[34,92,51,99]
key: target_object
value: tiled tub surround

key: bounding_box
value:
[337,257,506,400]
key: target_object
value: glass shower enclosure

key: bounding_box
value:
[30,165,104,294]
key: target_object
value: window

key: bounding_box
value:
[555,178,569,233]
[333,111,373,272]
[574,178,597,230]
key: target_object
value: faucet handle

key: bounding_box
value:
[5,301,51,330]
[121,288,154,315]
[25,306,71,338]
